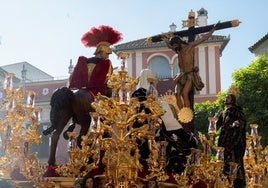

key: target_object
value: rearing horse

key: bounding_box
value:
[43,87,95,166]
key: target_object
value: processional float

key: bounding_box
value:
[1,53,268,188]
[0,9,267,188]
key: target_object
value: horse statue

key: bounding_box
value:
[43,87,95,166]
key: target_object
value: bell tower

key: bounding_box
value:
[197,8,208,27]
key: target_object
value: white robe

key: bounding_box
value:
[161,100,183,131]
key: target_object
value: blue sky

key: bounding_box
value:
[0,0,267,90]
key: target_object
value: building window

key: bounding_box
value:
[42,88,49,95]
[149,56,170,79]
[173,60,180,76]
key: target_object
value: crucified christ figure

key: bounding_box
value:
[162,22,220,109]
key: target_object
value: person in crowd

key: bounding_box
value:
[147,180,158,188]
[80,174,95,188]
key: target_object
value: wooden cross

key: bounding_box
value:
[148,11,240,43]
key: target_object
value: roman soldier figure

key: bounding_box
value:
[69,25,123,97]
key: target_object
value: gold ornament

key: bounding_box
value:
[178,107,193,123]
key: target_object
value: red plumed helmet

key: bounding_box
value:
[81,25,123,48]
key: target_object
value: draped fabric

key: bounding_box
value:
[69,56,112,96]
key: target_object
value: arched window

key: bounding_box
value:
[173,59,180,76]
[149,56,170,79]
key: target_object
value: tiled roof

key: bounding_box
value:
[0,67,21,83]
[249,33,268,53]
[1,62,54,82]
[113,34,229,55]
[0,67,8,80]
[113,38,166,52]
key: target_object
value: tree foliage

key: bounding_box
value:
[194,91,226,136]
[232,56,268,145]
[194,56,268,145]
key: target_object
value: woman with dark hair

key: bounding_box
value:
[147,180,158,188]
[81,174,95,188]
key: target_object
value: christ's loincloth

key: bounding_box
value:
[173,66,204,91]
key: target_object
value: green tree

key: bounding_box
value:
[193,93,223,152]
[194,101,216,134]
[232,56,268,145]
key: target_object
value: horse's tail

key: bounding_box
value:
[43,87,74,135]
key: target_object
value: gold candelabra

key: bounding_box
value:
[174,116,268,188]
[173,132,227,188]
[0,73,45,187]
[2,60,268,188]
[243,124,268,188]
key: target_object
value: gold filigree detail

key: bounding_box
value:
[231,19,241,27]
[161,32,174,43]
[160,90,179,113]
[178,107,193,123]
[146,37,153,44]
[227,84,240,99]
